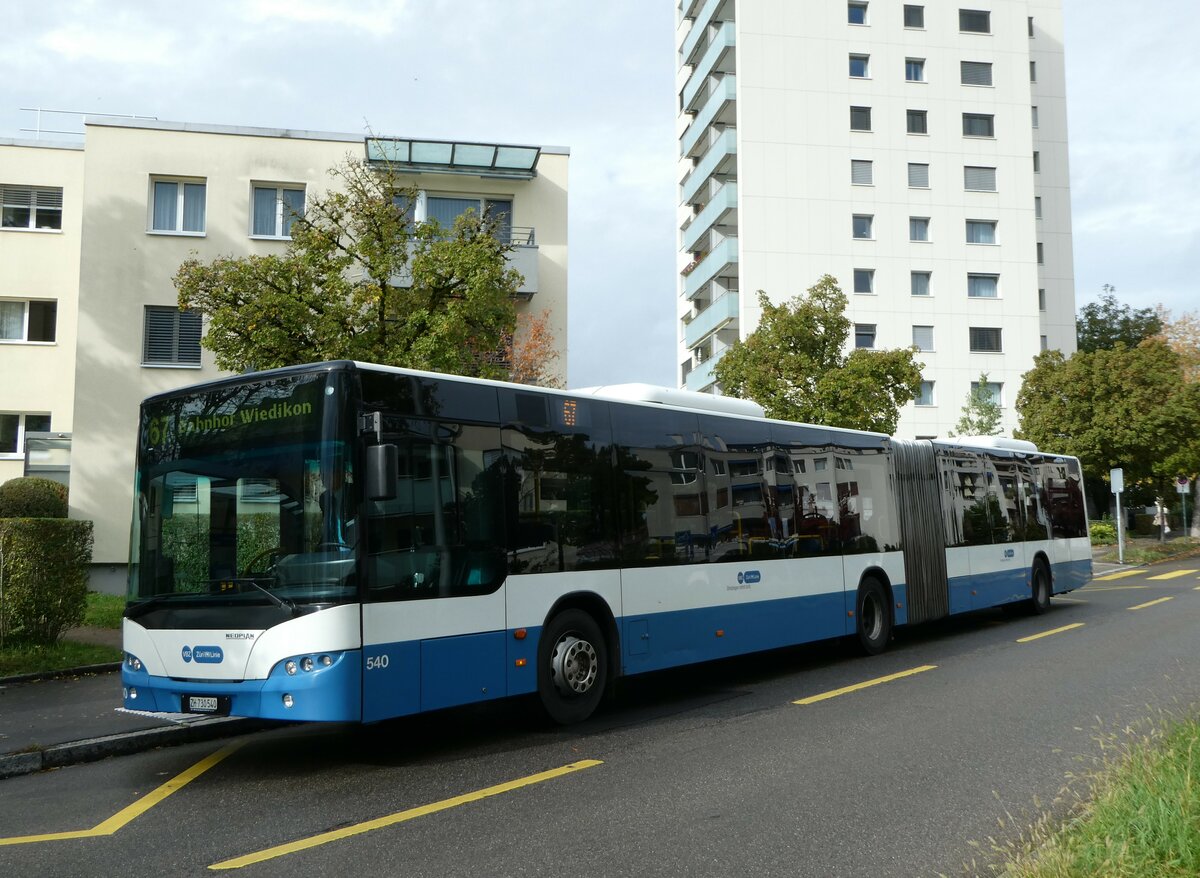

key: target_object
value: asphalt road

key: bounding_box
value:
[2,559,1199,878]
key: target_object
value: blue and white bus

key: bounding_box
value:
[122,361,1091,724]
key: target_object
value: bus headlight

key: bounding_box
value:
[125,654,142,672]
[301,657,314,672]
[320,655,332,667]
[285,660,297,676]
[282,694,294,709]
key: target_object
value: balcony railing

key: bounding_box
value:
[684,291,739,348]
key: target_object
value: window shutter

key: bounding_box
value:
[908,163,929,187]
[960,61,992,86]
[144,306,202,365]
[912,326,934,350]
[851,160,873,185]
[964,166,996,191]
[2,186,32,207]
[969,327,1002,352]
[33,187,63,210]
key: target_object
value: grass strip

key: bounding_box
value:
[83,591,125,629]
[0,640,123,678]
[1000,716,1200,877]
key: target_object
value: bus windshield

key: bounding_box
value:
[128,371,358,611]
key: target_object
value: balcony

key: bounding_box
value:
[683,237,738,300]
[682,22,736,112]
[680,0,733,67]
[681,75,736,159]
[681,181,737,252]
[685,291,739,348]
[681,128,737,207]
[684,351,721,392]
[384,226,538,296]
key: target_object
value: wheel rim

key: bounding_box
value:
[551,634,598,696]
[861,592,882,641]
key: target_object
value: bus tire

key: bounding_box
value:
[1029,561,1052,615]
[855,577,891,656]
[538,609,608,725]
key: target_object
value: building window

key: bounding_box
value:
[959,9,991,33]
[851,160,874,185]
[1,185,63,231]
[916,381,935,406]
[907,109,928,134]
[0,413,51,457]
[143,306,202,366]
[852,214,874,239]
[904,5,924,28]
[1037,242,1044,263]
[1035,196,1042,219]
[1033,151,1041,173]
[849,54,870,78]
[1031,106,1039,128]
[855,324,877,349]
[1039,288,1046,311]
[964,166,997,191]
[848,2,868,24]
[1030,61,1037,82]
[909,216,930,242]
[850,106,872,131]
[966,220,997,244]
[906,58,925,82]
[426,195,515,242]
[252,185,305,238]
[961,61,993,86]
[908,163,930,188]
[1040,335,1048,351]
[1029,16,1035,36]
[968,273,999,298]
[0,299,57,342]
[912,325,934,351]
[969,327,1002,352]
[971,380,1003,406]
[151,178,206,234]
[963,113,995,137]
[853,269,875,294]
[911,271,931,296]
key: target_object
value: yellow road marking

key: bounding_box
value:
[793,665,937,706]
[209,759,604,870]
[1053,597,1087,604]
[1129,596,1175,611]
[1147,569,1198,581]
[1092,569,1142,581]
[1017,622,1085,643]
[0,742,243,847]
[1083,584,1148,592]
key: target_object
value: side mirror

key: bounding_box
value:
[366,444,398,501]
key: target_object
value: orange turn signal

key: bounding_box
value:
[513,628,527,640]
[515,658,527,667]
[715,629,724,638]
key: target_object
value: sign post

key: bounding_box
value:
[1111,467,1125,564]
[1178,477,1190,537]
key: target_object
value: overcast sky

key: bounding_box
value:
[2,1,1196,388]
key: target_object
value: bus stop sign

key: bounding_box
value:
[1110,468,1124,494]
[1178,477,1190,494]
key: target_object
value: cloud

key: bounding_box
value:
[241,0,410,35]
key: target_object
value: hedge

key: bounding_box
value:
[0,518,94,645]
[0,477,68,519]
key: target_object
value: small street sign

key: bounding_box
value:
[1110,467,1124,494]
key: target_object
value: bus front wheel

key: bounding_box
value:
[856,577,892,656]
[538,609,608,725]
[1029,561,1052,615]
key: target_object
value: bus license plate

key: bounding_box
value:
[184,695,226,714]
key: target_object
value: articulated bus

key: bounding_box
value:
[122,361,1090,724]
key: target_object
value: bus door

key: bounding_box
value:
[360,418,509,721]
[982,460,1028,608]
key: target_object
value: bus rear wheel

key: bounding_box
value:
[856,577,891,655]
[538,609,608,725]
[1029,561,1052,615]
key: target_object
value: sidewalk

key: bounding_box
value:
[0,628,265,780]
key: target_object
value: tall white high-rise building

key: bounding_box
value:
[676,0,1075,437]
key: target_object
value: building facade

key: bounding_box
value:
[1,118,569,591]
[676,0,1075,438]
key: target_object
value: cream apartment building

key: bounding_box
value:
[0,117,569,592]
[676,0,1075,438]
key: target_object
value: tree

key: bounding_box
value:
[1075,286,1163,353]
[713,275,923,433]
[506,309,564,389]
[1156,304,1200,382]
[175,157,552,382]
[1015,339,1200,485]
[950,372,1003,437]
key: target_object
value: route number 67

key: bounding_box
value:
[366,654,390,670]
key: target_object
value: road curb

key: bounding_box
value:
[0,716,271,781]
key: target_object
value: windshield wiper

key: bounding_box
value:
[241,578,299,615]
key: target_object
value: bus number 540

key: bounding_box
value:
[366,654,389,670]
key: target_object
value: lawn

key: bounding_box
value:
[0,640,122,678]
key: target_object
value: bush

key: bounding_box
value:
[0,519,93,644]
[0,477,68,519]
[1090,520,1117,546]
